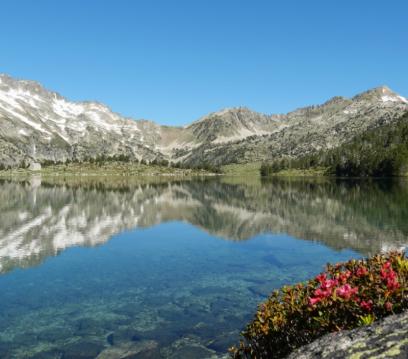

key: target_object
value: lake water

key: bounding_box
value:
[0,177,407,358]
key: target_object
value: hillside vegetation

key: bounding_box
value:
[261,112,408,177]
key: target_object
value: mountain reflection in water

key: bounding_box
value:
[0,176,407,274]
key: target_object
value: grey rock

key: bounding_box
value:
[168,345,215,358]
[28,162,41,171]
[96,340,158,359]
[162,336,219,359]
[62,340,105,359]
[287,311,408,359]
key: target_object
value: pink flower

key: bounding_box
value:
[321,279,338,290]
[385,301,393,311]
[314,288,332,298]
[380,262,393,279]
[380,262,399,291]
[315,273,326,284]
[338,270,351,283]
[386,277,400,291]
[360,300,373,311]
[336,270,352,284]
[336,284,358,299]
[356,266,368,277]
[308,297,321,306]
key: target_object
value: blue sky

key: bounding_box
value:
[1,0,407,125]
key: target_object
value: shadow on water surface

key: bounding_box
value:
[0,176,406,358]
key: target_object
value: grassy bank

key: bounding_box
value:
[262,166,408,178]
[221,162,263,176]
[265,167,328,177]
[221,162,328,178]
[0,161,216,178]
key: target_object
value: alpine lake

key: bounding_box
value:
[0,176,407,358]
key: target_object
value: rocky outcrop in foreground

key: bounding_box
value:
[287,311,407,359]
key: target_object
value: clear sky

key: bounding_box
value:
[1,0,407,125]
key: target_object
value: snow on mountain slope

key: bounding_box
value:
[0,74,407,167]
[0,74,164,166]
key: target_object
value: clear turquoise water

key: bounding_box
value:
[0,178,406,358]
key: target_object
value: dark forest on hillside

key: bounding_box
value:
[261,112,408,177]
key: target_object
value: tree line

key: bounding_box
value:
[261,112,408,177]
[40,154,222,173]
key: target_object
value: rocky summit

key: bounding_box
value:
[0,74,407,168]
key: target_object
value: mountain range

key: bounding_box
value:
[0,74,407,168]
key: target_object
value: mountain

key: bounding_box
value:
[0,74,165,167]
[260,111,408,177]
[0,74,407,167]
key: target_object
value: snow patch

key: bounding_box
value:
[398,95,408,104]
[85,111,124,133]
[381,95,407,103]
[18,129,29,136]
[53,98,84,118]
[0,88,46,110]
[343,108,357,115]
[1,106,51,134]
[212,127,269,144]
[0,90,20,108]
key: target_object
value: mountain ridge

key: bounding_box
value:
[0,74,407,168]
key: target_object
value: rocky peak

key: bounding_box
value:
[186,106,273,144]
[0,73,62,100]
[322,96,349,106]
[352,85,406,103]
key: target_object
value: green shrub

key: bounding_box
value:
[231,251,408,358]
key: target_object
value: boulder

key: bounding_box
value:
[28,162,42,171]
[287,311,408,359]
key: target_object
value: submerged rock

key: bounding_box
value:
[287,311,408,359]
[96,340,158,359]
[208,331,240,353]
[106,332,115,346]
[62,340,105,359]
[161,336,224,359]
[168,345,215,359]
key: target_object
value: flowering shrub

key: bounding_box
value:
[230,252,408,358]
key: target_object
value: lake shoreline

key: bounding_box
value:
[2,159,408,180]
[0,162,220,178]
